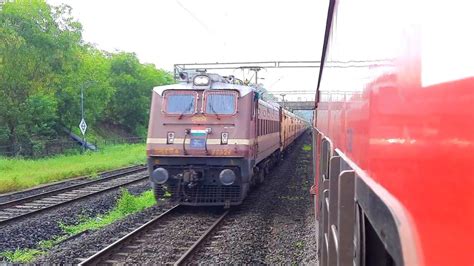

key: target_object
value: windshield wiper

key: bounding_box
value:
[208,103,221,120]
[178,101,194,120]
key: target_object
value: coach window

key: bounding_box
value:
[163,91,196,114]
[204,91,237,115]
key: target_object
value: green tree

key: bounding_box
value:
[105,53,173,137]
[0,0,81,155]
[0,0,173,156]
[57,47,114,131]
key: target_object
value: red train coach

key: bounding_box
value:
[312,0,473,265]
[146,72,306,207]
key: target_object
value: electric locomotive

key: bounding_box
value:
[146,71,306,207]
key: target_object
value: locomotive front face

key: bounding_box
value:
[146,77,254,206]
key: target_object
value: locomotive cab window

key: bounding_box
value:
[204,91,237,115]
[163,91,197,115]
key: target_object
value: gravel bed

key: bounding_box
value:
[0,166,145,204]
[0,177,151,262]
[22,134,318,264]
[120,207,223,264]
[35,205,223,264]
[191,133,319,265]
[34,203,173,264]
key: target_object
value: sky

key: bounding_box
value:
[46,0,329,100]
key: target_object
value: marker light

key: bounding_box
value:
[219,169,236,185]
[167,132,175,144]
[151,167,169,184]
[221,132,229,145]
[193,75,210,86]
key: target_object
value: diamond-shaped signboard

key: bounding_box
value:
[79,118,87,135]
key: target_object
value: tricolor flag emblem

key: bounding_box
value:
[190,128,207,137]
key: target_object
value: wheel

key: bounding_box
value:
[353,204,366,266]
[257,169,265,184]
[250,174,257,187]
[264,165,270,175]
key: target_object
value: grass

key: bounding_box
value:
[302,144,312,151]
[294,240,305,250]
[38,235,68,250]
[0,249,44,263]
[61,189,156,235]
[0,143,146,193]
[0,189,156,263]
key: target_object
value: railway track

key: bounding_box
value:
[78,205,229,266]
[0,165,148,226]
[0,165,147,204]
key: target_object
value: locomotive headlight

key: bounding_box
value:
[193,75,210,86]
[151,167,169,184]
[221,132,229,145]
[219,169,236,186]
[167,131,175,144]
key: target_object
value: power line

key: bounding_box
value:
[175,60,394,72]
[269,91,315,95]
[175,0,212,33]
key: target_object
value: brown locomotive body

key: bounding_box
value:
[146,72,306,206]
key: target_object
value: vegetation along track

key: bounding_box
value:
[78,205,228,265]
[0,165,147,226]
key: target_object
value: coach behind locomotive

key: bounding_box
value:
[146,71,305,207]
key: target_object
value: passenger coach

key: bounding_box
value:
[312,0,473,265]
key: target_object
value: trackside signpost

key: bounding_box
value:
[79,118,87,135]
[79,118,87,152]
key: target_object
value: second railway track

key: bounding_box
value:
[0,165,148,226]
[78,205,229,266]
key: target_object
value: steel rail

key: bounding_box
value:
[0,168,148,226]
[0,165,146,209]
[173,210,229,266]
[78,206,229,266]
[78,205,182,266]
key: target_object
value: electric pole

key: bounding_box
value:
[280,93,286,109]
[249,67,262,85]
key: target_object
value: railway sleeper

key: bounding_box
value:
[3,208,30,213]
[114,252,130,257]
[174,247,190,251]
[103,259,120,264]
[122,245,140,250]
[32,200,59,205]
[49,195,74,200]
[70,189,94,194]
[14,205,42,209]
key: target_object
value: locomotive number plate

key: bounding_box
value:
[190,138,206,148]
[191,115,207,122]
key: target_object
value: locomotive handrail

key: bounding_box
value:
[204,132,209,155]
[183,129,189,155]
